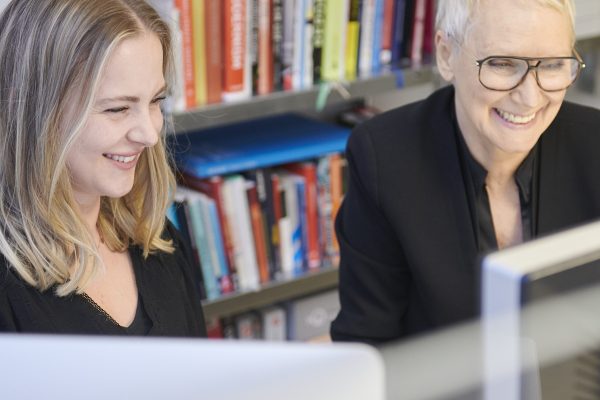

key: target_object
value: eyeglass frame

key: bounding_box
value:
[447,34,586,92]
[474,52,586,92]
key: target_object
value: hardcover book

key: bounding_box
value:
[170,113,351,179]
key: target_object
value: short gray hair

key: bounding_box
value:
[436,0,576,45]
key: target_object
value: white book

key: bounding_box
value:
[260,306,287,341]
[222,175,260,291]
[358,0,375,77]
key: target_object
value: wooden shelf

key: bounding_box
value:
[202,267,339,320]
[172,67,434,133]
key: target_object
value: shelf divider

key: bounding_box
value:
[202,267,339,320]
[172,68,434,132]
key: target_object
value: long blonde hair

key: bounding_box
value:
[0,0,177,296]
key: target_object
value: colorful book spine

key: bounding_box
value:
[191,0,207,106]
[345,0,361,81]
[250,0,259,94]
[246,182,271,284]
[410,0,427,66]
[204,0,223,103]
[358,0,374,77]
[322,0,349,81]
[222,0,250,101]
[178,188,221,300]
[370,0,384,74]
[379,0,395,66]
[271,0,284,91]
[284,162,321,270]
[199,193,234,294]
[281,0,295,90]
[174,0,196,109]
[312,0,325,83]
[181,174,238,293]
[257,0,274,95]
[391,0,407,67]
[222,175,260,291]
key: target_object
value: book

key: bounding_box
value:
[204,0,223,103]
[322,0,349,81]
[222,0,251,101]
[271,0,284,91]
[379,0,395,66]
[260,306,287,341]
[170,113,351,179]
[284,162,321,270]
[409,0,427,66]
[180,174,238,292]
[174,0,196,109]
[246,181,270,284]
[198,192,234,294]
[344,0,361,81]
[391,0,407,67]
[257,0,274,95]
[235,312,262,339]
[312,0,325,83]
[222,175,260,291]
[177,187,221,300]
[191,0,207,106]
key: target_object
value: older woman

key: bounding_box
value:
[331,0,600,344]
[0,0,205,336]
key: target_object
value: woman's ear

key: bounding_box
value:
[435,30,455,82]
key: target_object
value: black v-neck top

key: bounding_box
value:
[452,104,538,253]
[0,221,206,337]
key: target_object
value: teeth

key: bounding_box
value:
[104,154,136,163]
[496,109,536,124]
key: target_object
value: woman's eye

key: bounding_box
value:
[152,96,166,104]
[105,106,128,113]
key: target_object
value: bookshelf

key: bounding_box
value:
[172,67,434,132]
[166,0,600,340]
[202,266,339,320]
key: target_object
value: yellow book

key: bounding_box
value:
[191,0,207,106]
[321,0,349,81]
[345,0,360,81]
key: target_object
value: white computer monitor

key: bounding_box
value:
[482,219,600,400]
[0,334,385,400]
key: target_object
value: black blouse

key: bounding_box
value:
[0,222,207,337]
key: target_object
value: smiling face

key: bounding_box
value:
[66,31,166,207]
[437,0,573,168]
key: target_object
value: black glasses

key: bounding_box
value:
[475,53,586,92]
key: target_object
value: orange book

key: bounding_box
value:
[246,184,270,284]
[174,0,196,109]
[257,0,274,95]
[204,0,223,104]
[222,0,248,100]
[329,154,343,263]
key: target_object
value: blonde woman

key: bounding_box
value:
[0,0,206,336]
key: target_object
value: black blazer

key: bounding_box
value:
[330,85,600,344]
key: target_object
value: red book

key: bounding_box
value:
[174,0,196,109]
[246,184,270,283]
[180,173,237,292]
[284,162,321,270]
[205,316,224,339]
[222,0,248,100]
[380,0,395,65]
[204,0,223,104]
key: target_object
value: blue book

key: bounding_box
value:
[169,113,351,179]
